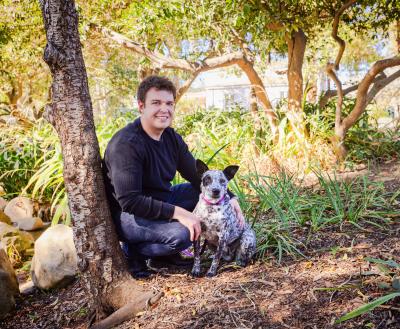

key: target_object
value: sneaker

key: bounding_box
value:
[180,246,194,259]
[150,253,194,268]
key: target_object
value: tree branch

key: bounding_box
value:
[342,56,400,132]
[319,73,386,107]
[176,73,200,102]
[366,68,400,103]
[325,63,343,128]
[331,0,357,70]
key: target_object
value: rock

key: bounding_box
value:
[15,217,45,231]
[0,223,34,266]
[0,210,11,225]
[19,280,35,295]
[3,196,44,231]
[4,196,33,223]
[0,248,19,319]
[31,224,78,290]
[0,197,7,211]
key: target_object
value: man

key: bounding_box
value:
[103,76,244,278]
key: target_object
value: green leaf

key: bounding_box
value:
[335,292,400,324]
[365,257,400,269]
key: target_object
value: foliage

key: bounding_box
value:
[0,222,34,266]
[304,98,400,163]
[231,171,399,261]
[0,109,137,225]
[174,106,271,169]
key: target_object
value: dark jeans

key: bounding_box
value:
[114,183,199,260]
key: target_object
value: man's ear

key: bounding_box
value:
[138,100,144,113]
[223,165,239,181]
[196,159,209,177]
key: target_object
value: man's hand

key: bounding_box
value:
[230,198,245,229]
[173,206,202,241]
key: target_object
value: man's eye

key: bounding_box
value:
[203,176,212,186]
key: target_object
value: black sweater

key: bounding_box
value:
[102,118,201,220]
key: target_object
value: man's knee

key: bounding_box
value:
[168,224,191,250]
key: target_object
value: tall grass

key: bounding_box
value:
[230,170,399,261]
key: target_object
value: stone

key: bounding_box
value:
[0,197,7,211]
[3,196,44,231]
[15,217,45,231]
[31,224,78,290]
[0,248,19,319]
[4,196,34,223]
[0,210,11,225]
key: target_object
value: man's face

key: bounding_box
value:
[138,87,175,132]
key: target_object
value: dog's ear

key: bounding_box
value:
[196,159,209,177]
[223,165,239,181]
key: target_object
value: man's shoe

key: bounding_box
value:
[150,253,194,268]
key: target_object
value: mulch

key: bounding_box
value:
[2,160,400,329]
[1,221,399,329]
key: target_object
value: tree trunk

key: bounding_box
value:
[39,1,162,328]
[237,59,278,138]
[285,29,307,141]
[286,29,307,116]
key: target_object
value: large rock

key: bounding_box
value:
[4,196,44,231]
[15,217,44,231]
[0,248,19,319]
[31,224,78,290]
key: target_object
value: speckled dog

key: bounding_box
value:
[191,160,256,277]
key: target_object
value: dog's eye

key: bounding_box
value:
[202,175,212,186]
[219,178,226,184]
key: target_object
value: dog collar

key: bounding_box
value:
[201,194,226,206]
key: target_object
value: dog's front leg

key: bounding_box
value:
[191,238,202,277]
[206,234,227,277]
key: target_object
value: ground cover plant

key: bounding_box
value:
[1,103,399,328]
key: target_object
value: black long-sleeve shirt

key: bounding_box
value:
[102,118,201,220]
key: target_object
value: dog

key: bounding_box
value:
[191,159,256,277]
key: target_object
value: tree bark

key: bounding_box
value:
[286,29,307,116]
[341,57,400,132]
[39,1,162,328]
[326,0,357,161]
[237,58,278,137]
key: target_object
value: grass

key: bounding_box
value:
[1,104,399,262]
[230,170,399,262]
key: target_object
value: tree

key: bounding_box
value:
[81,0,280,136]
[39,1,162,328]
[324,0,400,160]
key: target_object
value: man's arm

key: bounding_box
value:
[106,141,175,219]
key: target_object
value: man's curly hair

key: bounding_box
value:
[137,76,176,103]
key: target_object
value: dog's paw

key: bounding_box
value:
[191,269,201,277]
[236,259,248,267]
[205,270,217,277]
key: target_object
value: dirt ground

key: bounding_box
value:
[1,160,400,329]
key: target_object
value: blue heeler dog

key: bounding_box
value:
[191,160,256,277]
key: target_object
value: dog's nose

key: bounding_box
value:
[212,188,220,196]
